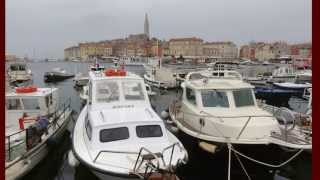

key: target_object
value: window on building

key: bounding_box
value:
[136,125,163,138]
[201,90,229,107]
[100,127,129,143]
[186,88,196,105]
[21,98,40,110]
[6,99,22,110]
[233,89,255,107]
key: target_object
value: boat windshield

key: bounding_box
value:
[122,81,145,100]
[10,64,26,71]
[201,90,229,107]
[96,81,120,102]
[233,89,255,107]
[136,125,163,138]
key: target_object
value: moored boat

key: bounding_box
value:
[5,86,72,180]
[70,68,188,180]
[168,69,311,150]
[7,63,32,83]
[44,68,75,83]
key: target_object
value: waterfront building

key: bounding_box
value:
[202,41,238,59]
[169,37,203,57]
[255,43,276,61]
[5,53,17,61]
[290,43,312,59]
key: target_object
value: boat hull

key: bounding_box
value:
[44,72,75,82]
[92,169,141,180]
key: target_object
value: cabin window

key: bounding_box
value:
[85,115,92,140]
[122,82,145,100]
[22,99,40,110]
[136,125,163,138]
[96,81,119,102]
[233,89,255,107]
[6,99,22,110]
[201,90,229,107]
[186,88,196,105]
[100,127,129,143]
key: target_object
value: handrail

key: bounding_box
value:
[133,147,160,173]
[93,150,138,163]
[161,142,184,171]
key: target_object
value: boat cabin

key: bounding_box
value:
[84,70,170,151]
[6,88,58,135]
[181,70,257,111]
[87,70,151,110]
[9,63,27,71]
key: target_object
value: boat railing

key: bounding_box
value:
[131,147,162,179]
[5,97,72,163]
[170,101,312,145]
[161,142,187,171]
[170,101,273,140]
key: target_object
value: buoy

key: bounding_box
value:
[199,141,217,154]
[104,68,126,76]
[68,151,80,167]
[16,86,37,93]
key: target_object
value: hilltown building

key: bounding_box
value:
[202,41,238,59]
[240,41,293,61]
[290,43,312,59]
[169,37,203,57]
[5,53,17,61]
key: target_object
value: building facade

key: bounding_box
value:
[202,41,238,59]
[169,37,203,57]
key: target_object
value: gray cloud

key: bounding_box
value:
[6,0,311,59]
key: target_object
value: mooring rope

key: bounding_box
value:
[229,144,304,168]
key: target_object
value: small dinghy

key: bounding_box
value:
[44,68,75,83]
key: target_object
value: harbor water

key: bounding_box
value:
[6,61,311,180]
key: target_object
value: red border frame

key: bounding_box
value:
[1,0,5,178]
[312,0,319,179]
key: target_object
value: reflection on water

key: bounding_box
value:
[6,61,310,180]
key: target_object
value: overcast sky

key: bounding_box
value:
[6,0,311,59]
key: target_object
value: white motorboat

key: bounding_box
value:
[7,63,32,83]
[70,68,188,180]
[5,86,72,180]
[269,66,311,83]
[169,69,311,150]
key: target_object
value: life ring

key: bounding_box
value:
[104,68,126,76]
[16,86,37,93]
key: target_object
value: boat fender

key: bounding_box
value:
[168,125,179,134]
[68,151,80,167]
[160,111,169,119]
[198,141,217,154]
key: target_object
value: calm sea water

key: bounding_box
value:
[6,61,311,180]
